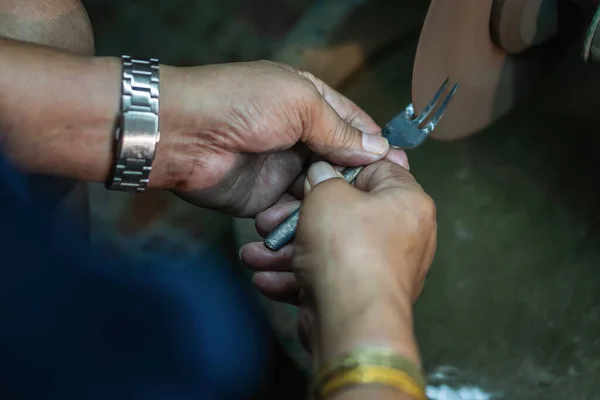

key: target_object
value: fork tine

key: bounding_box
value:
[422,82,460,134]
[413,77,450,124]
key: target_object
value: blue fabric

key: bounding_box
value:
[0,157,267,400]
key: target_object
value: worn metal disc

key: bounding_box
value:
[583,5,600,62]
[412,0,558,140]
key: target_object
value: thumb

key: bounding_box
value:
[355,160,420,194]
[302,98,390,166]
[303,161,346,197]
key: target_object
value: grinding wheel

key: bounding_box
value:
[413,0,562,140]
[583,3,600,62]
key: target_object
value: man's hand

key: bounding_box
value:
[241,160,436,364]
[0,37,407,218]
[165,60,409,216]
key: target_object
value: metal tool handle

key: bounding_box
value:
[264,165,365,251]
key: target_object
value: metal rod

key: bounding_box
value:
[264,165,364,251]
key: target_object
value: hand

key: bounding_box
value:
[161,60,408,216]
[240,160,436,363]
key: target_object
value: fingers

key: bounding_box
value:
[255,197,300,237]
[298,70,381,134]
[252,271,300,304]
[295,79,391,167]
[243,192,300,276]
[299,70,413,171]
[292,156,352,200]
[302,102,391,166]
[303,161,345,196]
[278,63,411,175]
[287,170,307,200]
[242,162,347,300]
[253,158,349,239]
[242,242,297,304]
[240,242,293,271]
[299,70,412,170]
[354,160,420,194]
[386,148,410,171]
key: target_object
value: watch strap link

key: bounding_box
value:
[106,55,160,192]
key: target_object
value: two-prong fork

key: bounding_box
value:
[264,78,460,251]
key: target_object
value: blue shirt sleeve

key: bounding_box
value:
[0,157,267,400]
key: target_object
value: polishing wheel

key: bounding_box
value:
[583,3,600,62]
[413,0,576,140]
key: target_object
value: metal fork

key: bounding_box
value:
[264,78,460,251]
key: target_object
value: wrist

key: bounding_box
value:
[125,64,190,191]
[0,40,200,190]
[316,300,421,369]
[149,65,215,191]
[312,259,421,369]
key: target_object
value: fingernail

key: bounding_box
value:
[252,271,275,284]
[238,246,245,262]
[362,133,389,155]
[304,177,312,197]
[307,161,338,186]
[387,148,410,171]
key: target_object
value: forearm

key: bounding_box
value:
[0,37,187,189]
[0,0,94,55]
[0,37,117,181]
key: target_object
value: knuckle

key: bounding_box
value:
[421,192,436,215]
[414,192,437,225]
[299,75,320,94]
[328,118,354,149]
[298,70,316,81]
[362,160,414,189]
[369,160,401,176]
[257,59,276,67]
[254,212,266,234]
[300,89,340,145]
[274,61,297,73]
[290,74,319,103]
[383,161,413,180]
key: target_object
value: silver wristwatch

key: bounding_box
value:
[106,55,160,192]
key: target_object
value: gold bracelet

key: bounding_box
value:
[314,347,426,390]
[312,347,427,399]
[318,364,428,400]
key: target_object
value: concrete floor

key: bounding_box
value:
[237,23,600,400]
[84,0,600,398]
[344,43,600,399]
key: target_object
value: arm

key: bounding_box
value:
[0,37,188,189]
[0,18,397,218]
[0,0,96,220]
[317,280,420,400]
[0,0,94,55]
[326,314,420,400]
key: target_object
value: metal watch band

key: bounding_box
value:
[106,55,160,192]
